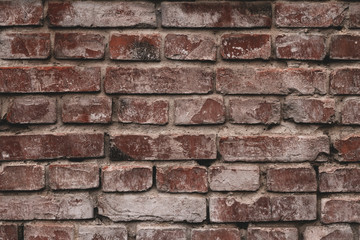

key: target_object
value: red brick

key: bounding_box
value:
[137,227,186,240]
[304,225,353,240]
[334,135,360,162]
[156,165,208,193]
[0,67,100,93]
[330,35,360,60]
[0,133,104,161]
[174,97,225,125]
[105,67,213,94]
[110,34,161,61]
[219,135,329,162]
[0,165,44,191]
[0,33,50,59]
[0,194,93,220]
[217,68,327,95]
[330,68,360,95]
[209,165,260,191]
[284,97,335,124]
[6,96,56,124]
[247,227,298,240]
[191,228,241,240]
[24,223,75,240]
[320,166,360,192]
[350,4,360,28]
[0,0,43,26]
[161,2,271,28]
[165,34,216,61]
[275,2,346,28]
[98,194,206,222]
[78,225,127,240]
[62,96,112,124]
[276,35,326,60]
[117,98,168,125]
[210,195,316,222]
[221,34,271,60]
[48,2,156,27]
[102,165,153,192]
[322,197,360,223]
[54,33,105,59]
[49,163,99,190]
[267,166,317,192]
[229,97,281,125]
[110,134,216,161]
[0,224,18,240]
[341,98,360,124]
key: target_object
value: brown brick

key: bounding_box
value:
[334,135,360,162]
[322,197,360,223]
[0,165,44,191]
[0,224,18,240]
[341,98,360,124]
[137,227,186,240]
[165,34,216,61]
[221,34,271,60]
[331,68,360,95]
[78,225,127,240]
[191,228,241,240]
[0,0,43,26]
[304,225,353,240]
[330,35,360,60]
[350,4,360,28]
[247,227,298,240]
[320,166,360,192]
[24,223,75,240]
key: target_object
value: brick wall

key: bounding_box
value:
[0,0,359,239]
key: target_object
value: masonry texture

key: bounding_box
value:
[0,0,360,240]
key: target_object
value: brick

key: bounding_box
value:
[110,34,161,61]
[165,34,216,61]
[0,165,44,191]
[0,194,93,220]
[322,197,360,223]
[303,225,353,240]
[191,228,241,240]
[98,194,206,222]
[0,67,100,93]
[275,2,346,28]
[102,165,152,192]
[110,134,216,161]
[342,99,360,124]
[105,67,213,94]
[174,97,225,125]
[6,97,56,124]
[247,227,298,240]
[0,33,50,59]
[161,2,271,28]
[330,35,360,60]
[334,135,360,162]
[0,133,104,161]
[219,135,329,162]
[217,68,327,95]
[0,224,18,240]
[62,96,112,124]
[0,0,43,26]
[284,97,335,124]
[320,166,360,192]
[49,163,99,190]
[156,165,208,193]
[276,35,326,61]
[331,68,360,95]
[54,33,105,59]
[350,4,360,28]
[221,34,271,60]
[48,1,156,28]
[229,97,281,125]
[267,166,317,192]
[78,225,127,240]
[137,227,186,240]
[209,165,260,191]
[117,98,168,125]
[24,223,75,240]
[210,195,316,222]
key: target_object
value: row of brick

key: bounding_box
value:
[2,1,360,29]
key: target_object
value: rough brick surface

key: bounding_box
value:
[331,68,360,95]
[330,35,360,60]
[322,197,360,223]
[191,228,241,240]
[24,223,75,240]
[303,225,353,240]
[78,225,127,240]
[0,0,43,26]
[0,224,18,240]
[137,227,186,240]
[320,166,360,192]
[334,135,360,162]
[247,227,298,240]
[341,98,360,124]
[350,4,360,28]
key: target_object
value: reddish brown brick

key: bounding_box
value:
[110,34,160,61]
[0,165,44,191]
[62,96,112,124]
[157,165,207,193]
[322,197,360,223]
[342,98,360,124]
[191,228,241,240]
[0,0,43,26]
[0,33,50,59]
[137,227,186,240]
[219,135,329,162]
[221,34,271,60]
[165,34,216,61]
[78,225,127,240]
[334,135,360,162]
[247,227,298,240]
[0,67,100,93]
[48,2,156,27]
[275,2,346,28]
[6,96,56,124]
[117,98,168,125]
[304,225,353,240]
[320,166,360,192]
[330,35,360,60]
[331,68,360,95]
[162,2,271,28]
[350,4,360,28]
[174,97,225,125]
[110,134,216,161]
[24,223,75,240]
[0,224,17,240]
[0,133,104,161]
[54,33,105,59]
[102,165,153,192]
[276,35,326,60]
[105,67,213,94]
